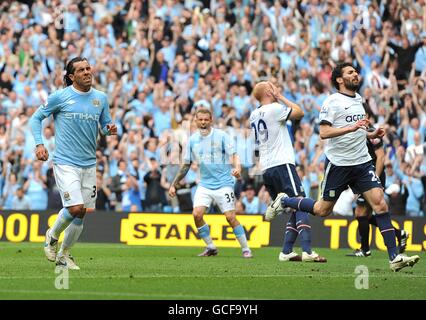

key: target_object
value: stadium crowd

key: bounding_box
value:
[0,0,425,216]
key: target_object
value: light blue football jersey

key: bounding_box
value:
[184,128,236,190]
[30,86,112,168]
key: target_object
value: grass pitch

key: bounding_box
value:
[0,242,425,300]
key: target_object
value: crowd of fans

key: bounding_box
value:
[0,0,425,217]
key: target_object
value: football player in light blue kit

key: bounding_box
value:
[30,57,117,269]
[169,108,252,258]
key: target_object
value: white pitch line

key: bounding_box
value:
[0,274,425,280]
[0,289,254,300]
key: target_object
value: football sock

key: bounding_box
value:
[357,216,370,252]
[233,225,250,252]
[368,215,377,226]
[282,213,297,254]
[370,215,401,243]
[394,227,402,243]
[282,197,316,215]
[59,218,83,255]
[375,212,398,260]
[50,207,74,241]
[296,211,312,254]
[197,224,215,249]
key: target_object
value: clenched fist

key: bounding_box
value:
[35,144,49,161]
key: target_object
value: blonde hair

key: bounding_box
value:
[252,81,268,101]
[195,107,212,119]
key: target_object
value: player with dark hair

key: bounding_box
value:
[347,110,409,257]
[270,63,420,272]
[30,57,117,269]
[168,108,252,258]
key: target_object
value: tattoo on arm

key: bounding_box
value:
[171,164,191,187]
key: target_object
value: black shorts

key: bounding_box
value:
[357,171,386,206]
[263,164,306,199]
[321,159,383,201]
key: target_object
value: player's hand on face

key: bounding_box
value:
[267,82,279,99]
[106,123,117,135]
[231,168,241,179]
[169,185,177,197]
[35,144,49,161]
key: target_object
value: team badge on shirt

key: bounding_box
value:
[64,192,71,201]
[92,99,100,107]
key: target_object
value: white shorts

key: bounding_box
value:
[53,164,97,209]
[193,185,235,213]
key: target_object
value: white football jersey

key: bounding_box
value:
[249,102,294,171]
[319,92,372,166]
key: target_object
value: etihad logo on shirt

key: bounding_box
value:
[63,112,100,122]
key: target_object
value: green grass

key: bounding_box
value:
[0,242,425,300]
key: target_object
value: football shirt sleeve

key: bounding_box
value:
[30,91,62,145]
[319,98,335,126]
[276,103,292,122]
[99,94,113,135]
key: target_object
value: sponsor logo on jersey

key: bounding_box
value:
[64,192,71,201]
[67,100,76,105]
[345,114,365,123]
[92,99,100,107]
[63,112,100,122]
[329,190,335,198]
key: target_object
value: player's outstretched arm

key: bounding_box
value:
[319,119,369,139]
[168,163,191,197]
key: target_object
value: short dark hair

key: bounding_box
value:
[63,57,88,87]
[331,63,354,90]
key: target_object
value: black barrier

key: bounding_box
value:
[0,211,425,251]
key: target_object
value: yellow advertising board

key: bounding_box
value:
[120,213,270,248]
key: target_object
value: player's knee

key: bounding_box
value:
[225,214,237,226]
[371,198,388,213]
[192,209,204,222]
[68,205,85,218]
[315,204,332,217]
[355,206,367,218]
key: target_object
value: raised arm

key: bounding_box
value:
[268,82,304,120]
